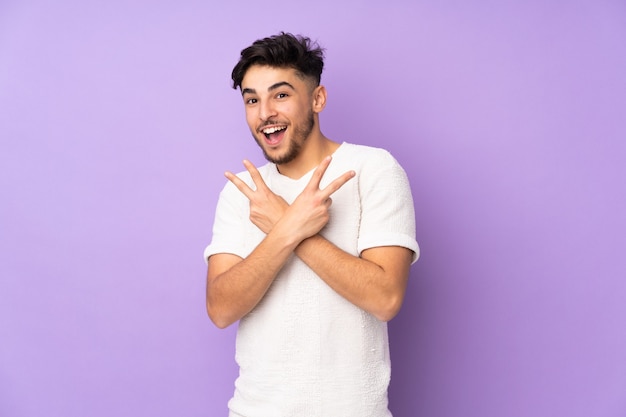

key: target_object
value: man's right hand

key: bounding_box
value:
[225,159,289,234]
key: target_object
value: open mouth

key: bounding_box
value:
[261,125,287,145]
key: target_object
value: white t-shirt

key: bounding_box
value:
[204,142,419,417]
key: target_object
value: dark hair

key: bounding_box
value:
[231,32,325,90]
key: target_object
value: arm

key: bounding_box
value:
[213,157,415,323]
[295,237,413,322]
[206,225,300,329]
[206,157,355,328]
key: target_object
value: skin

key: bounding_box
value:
[206,64,413,328]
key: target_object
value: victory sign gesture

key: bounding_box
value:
[225,156,355,242]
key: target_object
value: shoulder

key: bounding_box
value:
[340,142,394,158]
[336,144,412,197]
[337,142,405,174]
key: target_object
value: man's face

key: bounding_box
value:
[240,65,316,165]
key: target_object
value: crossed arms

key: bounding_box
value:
[205,156,414,328]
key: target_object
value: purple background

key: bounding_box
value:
[2,1,625,416]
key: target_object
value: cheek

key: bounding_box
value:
[295,99,313,116]
[276,102,299,119]
[245,109,257,128]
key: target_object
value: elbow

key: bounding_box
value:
[210,316,232,330]
[374,294,404,322]
[206,303,236,329]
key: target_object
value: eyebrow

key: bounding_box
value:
[241,81,296,96]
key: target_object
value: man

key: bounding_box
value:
[204,32,419,417]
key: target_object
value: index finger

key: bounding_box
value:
[320,170,356,199]
[306,156,333,191]
[224,170,254,199]
[242,159,271,193]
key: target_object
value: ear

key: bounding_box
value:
[312,85,327,113]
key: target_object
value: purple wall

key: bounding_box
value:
[1,1,625,416]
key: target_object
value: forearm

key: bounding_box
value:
[294,235,412,321]
[208,156,365,325]
[206,227,300,328]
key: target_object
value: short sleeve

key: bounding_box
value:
[356,151,420,264]
[203,180,250,264]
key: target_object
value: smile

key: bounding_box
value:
[262,125,287,137]
[260,125,287,145]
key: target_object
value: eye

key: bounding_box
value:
[245,98,257,105]
[276,92,288,99]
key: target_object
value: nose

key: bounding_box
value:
[259,99,277,121]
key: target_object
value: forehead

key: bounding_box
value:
[241,65,307,91]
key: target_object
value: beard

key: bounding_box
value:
[254,111,315,165]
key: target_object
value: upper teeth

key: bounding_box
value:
[263,126,285,134]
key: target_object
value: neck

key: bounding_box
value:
[277,133,340,179]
